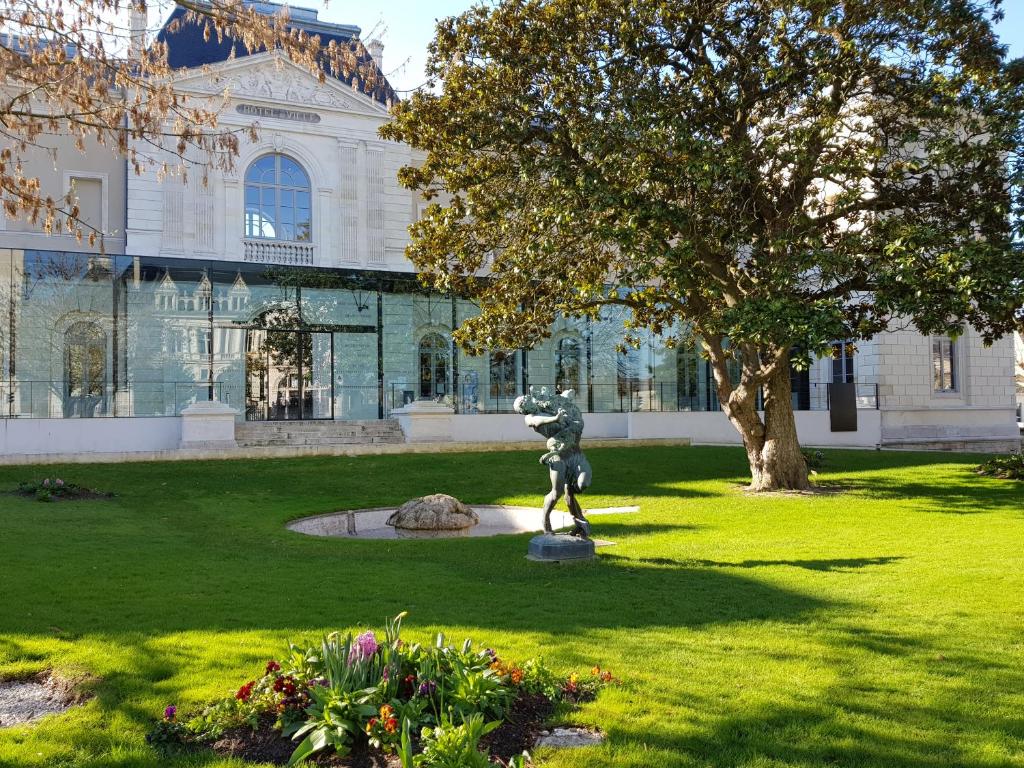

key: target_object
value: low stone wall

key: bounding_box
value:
[0,416,181,458]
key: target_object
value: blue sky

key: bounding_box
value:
[320,1,1024,94]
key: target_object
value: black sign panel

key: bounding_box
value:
[829,382,858,432]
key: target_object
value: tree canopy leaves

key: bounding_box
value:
[383,0,1024,370]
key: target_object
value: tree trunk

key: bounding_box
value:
[716,357,810,492]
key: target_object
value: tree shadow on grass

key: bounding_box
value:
[830,473,1024,515]
[601,554,905,572]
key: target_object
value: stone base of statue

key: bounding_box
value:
[527,533,596,562]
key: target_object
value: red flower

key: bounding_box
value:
[236,681,255,702]
[384,717,399,734]
[265,660,281,674]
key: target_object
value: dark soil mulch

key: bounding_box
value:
[207,690,558,766]
[210,716,398,767]
[482,691,556,765]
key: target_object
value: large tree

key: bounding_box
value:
[382,0,1024,491]
[0,0,386,246]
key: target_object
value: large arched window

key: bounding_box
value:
[418,333,449,399]
[64,321,106,417]
[555,337,580,393]
[244,154,312,242]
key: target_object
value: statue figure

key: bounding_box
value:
[513,387,592,538]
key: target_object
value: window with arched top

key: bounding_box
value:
[418,332,449,399]
[64,321,106,417]
[244,154,312,242]
[555,337,580,393]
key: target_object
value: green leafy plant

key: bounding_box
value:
[976,452,1024,480]
[444,657,512,721]
[802,449,826,475]
[413,713,499,768]
[287,686,379,764]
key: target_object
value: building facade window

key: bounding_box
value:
[489,351,518,399]
[932,335,958,393]
[244,154,312,242]
[418,332,449,399]
[832,340,856,383]
[555,337,580,393]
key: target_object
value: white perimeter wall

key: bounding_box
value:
[0,418,181,456]
[447,410,882,448]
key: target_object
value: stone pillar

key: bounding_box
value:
[179,400,238,450]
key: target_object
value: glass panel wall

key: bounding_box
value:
[0,249,878,421]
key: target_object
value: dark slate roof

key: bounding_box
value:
[155,1,396,106]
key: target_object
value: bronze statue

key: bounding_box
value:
[513,387,592,538]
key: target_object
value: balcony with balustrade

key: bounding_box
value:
[242,239,315,266]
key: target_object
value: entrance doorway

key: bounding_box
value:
[245,329,333,421]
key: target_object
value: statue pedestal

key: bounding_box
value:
[527,534,596,562]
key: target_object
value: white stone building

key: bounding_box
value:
[0,2,1019,459]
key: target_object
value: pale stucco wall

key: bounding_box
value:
[0,131,126,254]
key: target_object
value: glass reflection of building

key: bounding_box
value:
[0,146,859,422]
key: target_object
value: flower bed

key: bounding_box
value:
[147,614,615,766]
[14,478,112,502]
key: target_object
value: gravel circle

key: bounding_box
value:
[0,674,81,727]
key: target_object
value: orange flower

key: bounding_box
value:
[379,704,394,718]
[600,671,614,682]
[591,666,601,676]
[510,668,523,685]
[384,717,399,733]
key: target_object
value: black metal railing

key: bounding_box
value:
[0,381,242,419]
[1,379,880,419]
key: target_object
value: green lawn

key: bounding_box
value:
[0,446,1022,768]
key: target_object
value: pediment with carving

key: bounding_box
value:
[172,54,389,118]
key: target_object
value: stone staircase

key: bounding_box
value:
[235,420,406,448]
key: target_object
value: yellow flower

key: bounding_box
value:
[379,704,394,718]
[591,666,601,676]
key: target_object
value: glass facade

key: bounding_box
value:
[0,249,870,420]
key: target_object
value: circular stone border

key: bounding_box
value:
[0,671,91,728]
[287,505,639,540]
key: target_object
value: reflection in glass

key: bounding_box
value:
[64,321,105,417]
[418,332,449,399]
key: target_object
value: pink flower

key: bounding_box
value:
[348,631,378,663]
[42,479,50,488]
[55,479,64,487]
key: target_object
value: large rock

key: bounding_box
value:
[387,494,479,534]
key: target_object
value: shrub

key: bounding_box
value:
[976,452,1024,480]
[802,449,826,473]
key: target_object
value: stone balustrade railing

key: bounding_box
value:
[242,239,315,266]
